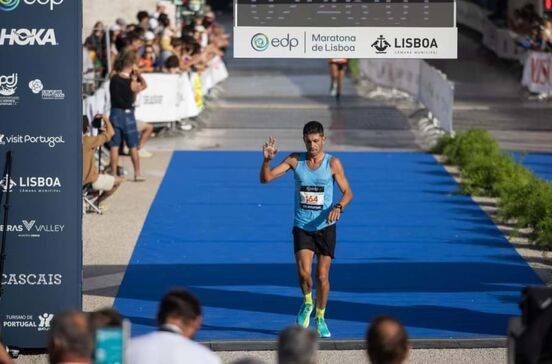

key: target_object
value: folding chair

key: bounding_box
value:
[83,184,102,214]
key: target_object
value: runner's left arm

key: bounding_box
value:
[328,157,353,223]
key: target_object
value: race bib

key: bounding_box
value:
[300,186,324,210]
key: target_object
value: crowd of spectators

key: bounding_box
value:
[0,288,411,364]
[0,286,546,363]
[82,2,230,212]
[83,1,229,89]
[509,3,552,52]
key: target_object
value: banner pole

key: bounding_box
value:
[0,151,14,299]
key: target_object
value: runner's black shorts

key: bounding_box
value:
[293,224,336,258]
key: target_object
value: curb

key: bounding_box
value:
[201,337,507,352]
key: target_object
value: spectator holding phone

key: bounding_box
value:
[109,50,147,182]
[83,114,124,211]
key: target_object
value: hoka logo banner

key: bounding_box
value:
[0,28,57,45]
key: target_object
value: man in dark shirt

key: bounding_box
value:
[109,50,147,181]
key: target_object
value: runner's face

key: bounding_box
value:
[303,133,325,156]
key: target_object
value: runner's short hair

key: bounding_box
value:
[303,121,324,136]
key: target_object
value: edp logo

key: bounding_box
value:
[0,0,63,12]
[251,33,299,52]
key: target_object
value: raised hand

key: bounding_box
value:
[263,136,278,161]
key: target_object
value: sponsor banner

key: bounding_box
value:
[522,51,552,94]
[0,133,66,148]
[2,273,62,286]
[0,175,62,194]
[234,27,457,59]
[0,73,19,106]
[0,0,64,12]
[0,218,64,238]
[0,28,58,46]
[0,0,82,349]
[3,313,54,331]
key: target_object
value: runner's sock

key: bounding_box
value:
[315,307,325,319]
[304,292,313,305]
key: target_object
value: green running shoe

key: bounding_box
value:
[315,317,331,338]
[296,303,313,328]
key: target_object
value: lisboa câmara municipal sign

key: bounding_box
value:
[233,0,457,59]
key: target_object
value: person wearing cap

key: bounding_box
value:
[116,17,127,28]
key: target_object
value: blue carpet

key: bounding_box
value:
[512,152,552,182]
[114,152,543,340]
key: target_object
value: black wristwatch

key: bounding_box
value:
[334,203,343,212]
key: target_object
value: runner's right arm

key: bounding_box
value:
[260,137,296,183]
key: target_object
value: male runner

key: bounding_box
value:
[260,121,353,338]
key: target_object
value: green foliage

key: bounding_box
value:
[348,59,361,80]
[435,130,552,249]
[443,129,499,167]
[430,134,453,154]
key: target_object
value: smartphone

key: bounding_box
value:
[95,319,130,364]
[92,115,103,129]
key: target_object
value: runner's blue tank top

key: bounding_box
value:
[293,153,334,231]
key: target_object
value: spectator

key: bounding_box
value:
[82,46,95,94]
[138,44,158,72]
[109,50,147,182]
[126,30,145,53]
[128,288,221,364]
[517,25,545,50]
[152,1,168,20]
[366,316,410,364]
[144,31,156,47]
[137,121,154,158]
[115,17,127,29]
[137,10,151,32]
[48,311,93,364]
[163,55,181,74]
[159,13,176,53]
[149,1,168,34]
[88,308,123,330]
[85,22,107,78]
[108,24,124,71]
[277,326,317,364]
[83,114,123,210]
[542,18,552,46]
[0,342,13,364]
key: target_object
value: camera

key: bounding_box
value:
[92,115,103,129]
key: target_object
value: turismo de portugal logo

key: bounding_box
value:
[251,33,269,52]
[0,0,19,11]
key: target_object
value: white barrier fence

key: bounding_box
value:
[84,56,229,124]
[457,0,522,61]
[522,51,552,94]
[358,59,455,133]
